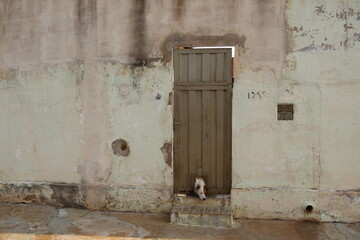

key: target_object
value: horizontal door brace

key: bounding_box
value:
[175,81,232,86]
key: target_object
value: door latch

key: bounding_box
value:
[173,122,181,131]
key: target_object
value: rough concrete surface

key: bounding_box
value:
[1,203,360,240]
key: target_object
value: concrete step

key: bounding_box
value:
[173,194,231,207]
[171,194,233,228]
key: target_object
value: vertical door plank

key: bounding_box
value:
[226,88,232,191]
[189,54,197,82]
[196,54,202,82]
[196,90,202,172]
[216,53,225,82]
[188,90,197,189]
[225,50,232,192]
[216,90,225,191]
[223,89,227,193]
[226,49,232,81]
[210,54,216,82]
[173,51,180,192]
[202,54,210,82]
[178,53,184,83]
[202,90,210,184]
[174,51,180,83]
[182,54,189,82]
[209,90,217,190]
[173,89,181,193]
[181,91,189,191]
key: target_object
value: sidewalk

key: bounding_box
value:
[0,202,359,240]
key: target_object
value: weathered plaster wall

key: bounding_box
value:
[0,0,359,222]
[232,0,360,222]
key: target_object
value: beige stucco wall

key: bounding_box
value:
[0,0,359,222]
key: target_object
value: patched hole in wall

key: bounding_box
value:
[112,138,130,157]
[277,104,294,121]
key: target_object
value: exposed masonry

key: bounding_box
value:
[160,142,172,168]
[0,181,172,213]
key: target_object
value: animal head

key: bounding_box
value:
[194,178,207,200]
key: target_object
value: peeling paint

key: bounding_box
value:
[160,142,172,168]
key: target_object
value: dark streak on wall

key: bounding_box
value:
[161,32,246,62]
[173,0,186,21]
[129,0,147,67]
[75,0,97,57]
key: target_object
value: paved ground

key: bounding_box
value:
[0,202,359,240]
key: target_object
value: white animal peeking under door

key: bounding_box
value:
[194,178,207,200]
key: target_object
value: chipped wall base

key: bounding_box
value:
[0,181,84,208]
[106,185,172,213]
[232,188,360,223]
[1,181,359,222]
[0,181,172,214]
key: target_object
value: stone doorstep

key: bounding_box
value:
[171,205,232,215]
[173,194,231,208]
[170,205,233,228]
[171,194,233,227]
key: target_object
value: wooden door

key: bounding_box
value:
[173,48,232,195]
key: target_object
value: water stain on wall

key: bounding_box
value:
[74,0,97,56]
[161,32,246,62]
[50,183,84,208]
[129,0,147,65]
[173,0,186,21]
